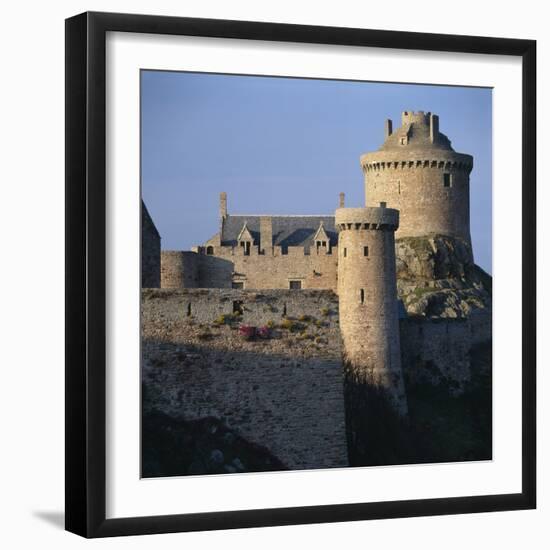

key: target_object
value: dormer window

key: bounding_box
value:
[312,221,330,254]
[237,222,254,256]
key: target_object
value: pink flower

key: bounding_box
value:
[256,326,271,339]
[238,325,256,340]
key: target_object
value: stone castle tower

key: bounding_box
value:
[335,205,407,417]
[360,111,473,251]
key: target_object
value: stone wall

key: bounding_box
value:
[362,159,472,245]
[198,245,338,290]
[400,309,492,388]
[141,288,492,470]
[161,251,200,288]
[162,246,338,290]
[141,289,349,470]
[141,201,160,288]
[335,207,407,415]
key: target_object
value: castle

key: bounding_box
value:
[141,112,491,472]
[153,110,473,293]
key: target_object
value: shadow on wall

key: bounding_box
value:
[141,335,349,473]
[142,411,288,478]
[344,341,492,468]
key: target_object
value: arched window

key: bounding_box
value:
[206,246,214,255]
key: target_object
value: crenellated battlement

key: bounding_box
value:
[361,157,473,173]
[335,206,399,231]
[196,244,337,257]
[401,110,431,125]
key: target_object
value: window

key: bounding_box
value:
[233,300,243,314]
[239,241,251,255]
[443,173,452,187]
[364,246,369,257]
[360,289,365,304]
[206,246,214,255]
[400,136,408,145]
[232,282,244,289]
[289,280,302,290]
[316,240,327,251]
[343,248,347,258]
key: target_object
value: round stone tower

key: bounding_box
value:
[335,205,407,417]
[160,251,200,288]
[360,111,473,250]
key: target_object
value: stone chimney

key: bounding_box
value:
[219,192,228,219]
[385,119,393,139]
[260,216,273,254]
[430,114,439,143]
[339,192,345,208]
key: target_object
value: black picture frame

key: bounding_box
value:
[65,11,536,538]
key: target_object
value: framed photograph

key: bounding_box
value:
[65,11,536,538]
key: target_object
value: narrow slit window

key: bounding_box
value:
[364,246,369,257]
[186,303,192,317]
[360,289,365,304]
[443,173,452,187]
[343,248,347,258]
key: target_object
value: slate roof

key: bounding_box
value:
[142,200,160,239]
[221,215,338,249]
[380,122,454,152]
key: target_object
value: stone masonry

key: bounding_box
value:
[142,289,348,470]
[360,111,474,248]
[335,206,407,415]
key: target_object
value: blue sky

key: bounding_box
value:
[141,71,492,273]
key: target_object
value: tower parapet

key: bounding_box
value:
[360,112,474,254]
[335,205,407,417]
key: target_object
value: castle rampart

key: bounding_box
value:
[141,288,348,470]
[161,251,200,288]
[163,245,338,291]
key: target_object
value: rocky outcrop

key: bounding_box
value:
[396,235,492,318]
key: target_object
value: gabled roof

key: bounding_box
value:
[237,222,254,242]
[380,120,453,152]
[312,221,330,243]
[221,215,338,249]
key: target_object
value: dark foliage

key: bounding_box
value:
[142,410,288,478]
[345,342,492,467]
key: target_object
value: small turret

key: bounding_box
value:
[335,204,407,417]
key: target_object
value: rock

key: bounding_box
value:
[188,460,205,475]
[223,432,235,444]
[209,449,224,465]
[232,457,245,471]
[395,235,491,318]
